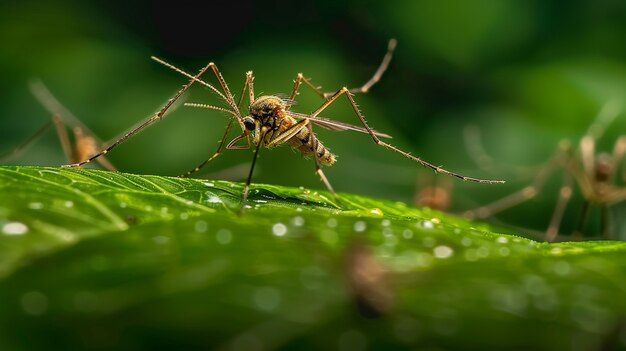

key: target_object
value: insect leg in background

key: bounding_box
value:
[63,61,217,168]
[464,101,626,240]
[2,81,116,170]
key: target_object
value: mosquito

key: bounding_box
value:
[1,81,116,170]
[64,39,504,203]
[464,101,626,241]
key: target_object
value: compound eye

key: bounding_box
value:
[243,116,255,131]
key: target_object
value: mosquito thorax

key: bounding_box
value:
[248,95,285,120]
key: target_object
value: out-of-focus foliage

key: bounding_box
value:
[1,166,626,350]
[1,0,626,234]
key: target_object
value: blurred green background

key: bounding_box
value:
[1,0,626,238]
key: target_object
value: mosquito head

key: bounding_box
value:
[249,95,285,121]
[243,116,255,131]
[595,153,613,183]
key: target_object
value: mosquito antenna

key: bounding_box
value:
[184,102,237,115]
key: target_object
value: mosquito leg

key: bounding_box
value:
[180,72,256,178]
[242,141,263,206]
[182,118,237,177]
[572,200,591,240]
[600,203,610,239]
[48,115,73,162]
[286,38,397,106]
[464,186,539,219]
[306,122,336,196]
[344,38,397,97]
[0,121,53,162]
[611,136,626,181]
[545,173,574,242]
[310,87,504,184]
[63,62,214,168]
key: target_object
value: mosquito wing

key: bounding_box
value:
[286,111,392,139]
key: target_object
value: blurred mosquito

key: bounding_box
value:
[464,102,626,241]
[414,169,454,211]
[64,39,504,202]
[0,81,116,170]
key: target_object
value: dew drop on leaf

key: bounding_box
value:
[353,221,367,232]
[433,245,454,259]
[369,208,383,216]
[28,202,43,210]
[2,221,29,235]
[272,223,287,236]
[216,229,232,244]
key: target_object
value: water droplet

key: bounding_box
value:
[496,236,509,244]
[338,329,367,351]
[292,216,305,227]
[353,221,367,232]
[185,200,193,205]
[28,202,43,210]
[216,229,232,244]
[195,220,208,233]
[385,234,398,246]
[461,237,472,247]
[180,213,189,220]
[382,227,393,236]
[550,247,563,255]
[119,202,127,208]
[489,286,528,315]
[21,291,48,315]
[402,229,413,239]
[553,261,570,276]
[433,245,454,259]
[327,218,338,228]
[418,220,434,229]
[300,266,326,290]
[145,205,153,211]
[272,223,287,236]
[295,207,303,212]
[153,236,170,245]
[453,228,461,234]
[2,221,29,235]
[160,207,169,215]
[204,182,215,187]
[498,247,511,256]
[476,246,490,258]
[381,219,391,227]
[464,249,478,261]
[253,287,281,311]
[369,208,383,216]
[64,201,74,208]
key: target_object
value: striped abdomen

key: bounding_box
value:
[286,125,336,166]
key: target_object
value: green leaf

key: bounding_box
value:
[1,165,625,350]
